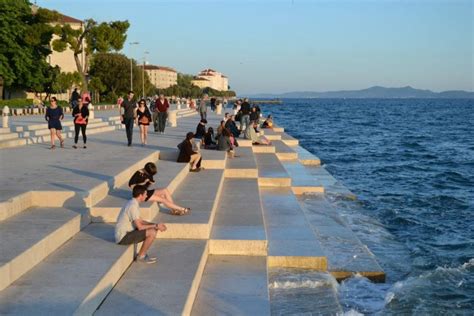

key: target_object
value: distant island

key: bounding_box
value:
[250,86,474,99]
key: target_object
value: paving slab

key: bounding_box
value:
[224,146,258,178]
[210,178,267,255]
[281,160,325,195]
[0,207,88,291]
[273,140,298,160]
[298,196,385,282]
[96,240,208,316]
[280,132,299,146]
[0,224,133,315]
[295,145,321,165]
[153,169,225,239]
[255,153,291,187]
[260,187,327,269]
[191,255,271,316]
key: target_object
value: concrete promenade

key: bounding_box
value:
[0,106,384,315]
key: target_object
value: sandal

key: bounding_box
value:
[60,140,65,148]
[50,145,56,150]
[190,167,201,172]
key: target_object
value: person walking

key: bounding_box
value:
[154,94,169,134]
[72,99,89,149]
[240,98,251,131]
[136,99,152,146]
[45,97,65,150]
[115,185,167,264]
[120,91,137,147]
[198,94,208,120]
[70,88,80,108]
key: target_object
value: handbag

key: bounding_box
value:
[75,116,87,125]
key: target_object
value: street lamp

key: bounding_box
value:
[142,51,149,98]
[129,41,139,91]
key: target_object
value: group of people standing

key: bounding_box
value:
[119,91,170,146]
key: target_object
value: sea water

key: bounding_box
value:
[259,99,474,315]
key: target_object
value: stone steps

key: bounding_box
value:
[153,169,225,239]
[0,138,27,149]
[96,240,208,316]
[273,140,298,161]
[210,178,267,256]
[224,146,258,178]
[0,207,88,291]
[260,187,327,270]
[191,255,271,315]
[281,160,326,195]
[255,153,292,187]
[90,159,189,223]
[299,196,385,282]
[12,118,103,132]
[0,133,19,141]
[0,224,133,315]
[295,145,321,165]
[0,127,11,134]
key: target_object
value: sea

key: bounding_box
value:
[258,99,474,315]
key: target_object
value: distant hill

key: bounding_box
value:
[250,86,474,99]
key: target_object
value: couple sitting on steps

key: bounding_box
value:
[114,162,190,264]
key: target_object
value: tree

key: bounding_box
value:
[52,18,130,91]
[0,0,59,97]
[89,52,153,101]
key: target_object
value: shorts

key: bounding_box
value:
[118,229,146,245]
[145,189,155,201]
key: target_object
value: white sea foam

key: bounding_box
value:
[269,279,330,290]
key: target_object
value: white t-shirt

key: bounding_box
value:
[115,198,141,243]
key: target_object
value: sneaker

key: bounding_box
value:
[137,254,157,264]
[72,145,78,149]
[83,145,87,149]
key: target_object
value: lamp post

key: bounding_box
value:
[129,41,139,91]
[142,51,149,98]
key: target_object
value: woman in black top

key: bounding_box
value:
[45,97,64,149]
[204,127,216,149]
[136,99,152,146]
[72,99,89,149]
[129,162,190,215]
[177,132,202,172]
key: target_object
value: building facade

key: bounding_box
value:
[191,69,228,91]
[141,65,178,89]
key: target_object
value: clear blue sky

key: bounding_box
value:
[37,0,473,94]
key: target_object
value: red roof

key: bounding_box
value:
[142,65,177,73]
[57,13,83,24]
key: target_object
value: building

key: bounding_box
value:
[191,69,228,91]
[32,5,86,74]
[141,65,178,89]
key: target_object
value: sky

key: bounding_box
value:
[36,0,473,95]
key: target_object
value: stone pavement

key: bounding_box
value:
[0,106,384,315]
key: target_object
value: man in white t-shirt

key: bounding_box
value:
[115,185,167,264]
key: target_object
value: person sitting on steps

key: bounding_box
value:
[177,132,203,172]
[129,162,190,216]
[115,185,167,264]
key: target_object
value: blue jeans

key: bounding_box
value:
[240,114,250,131]
[124,117,134,145]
